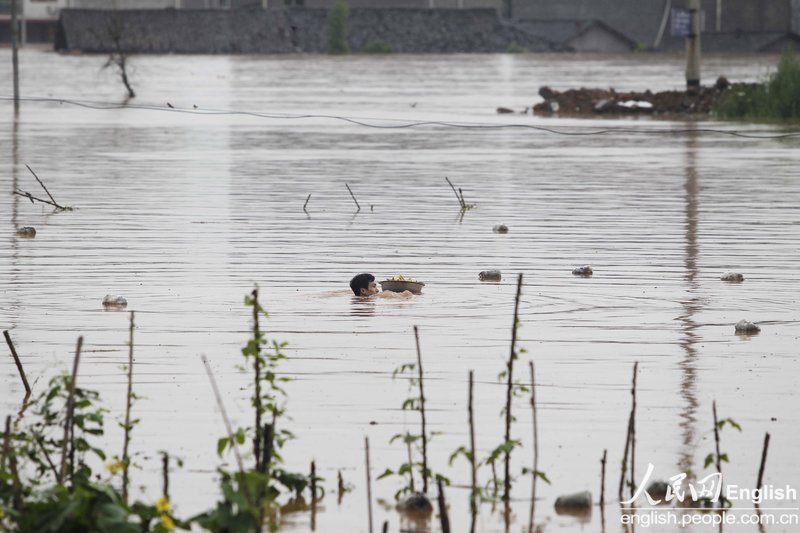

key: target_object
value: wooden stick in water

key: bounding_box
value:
[26,164,62,208]
[468,370,477,533]
[3,330,31,398]
[600,449,607,508]
[365,436,374,533]
[162,452,170,499]
[756,433,771,490]
[413,325,429,494]
[629,362,638,500]
[59,336,83,484]
[437,477,451,533]
[303,193,311,213]
[345,183,361,211]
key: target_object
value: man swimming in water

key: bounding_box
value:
[350,273,379,296]
[350,273,413,298]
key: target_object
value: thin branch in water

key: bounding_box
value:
[303,193,311,213]
[345,183,361,211]
[12,189,63,210]
[445,176,465,209]
[25,164,62,208]
[59,336,83,484]
[3,330,31,400]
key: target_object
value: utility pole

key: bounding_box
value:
[686,0,701,94]
[11,0,20,115]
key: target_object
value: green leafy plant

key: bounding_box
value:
[713,48,800,121]
[196,288,309,531]
[507,43,528,54]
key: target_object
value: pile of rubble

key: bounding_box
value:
[532,77,749,118]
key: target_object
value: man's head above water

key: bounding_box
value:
[350,273,379,296]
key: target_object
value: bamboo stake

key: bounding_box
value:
[162,452,170,499]
[618,362,638,501]
[59,336,82,484]
[413,325,429,494]
[468,370,477,533]
[311,460,317,531]
[629,362,638,500]
[600,449,607,508]
[756,433,771,490]
[528,361,539,532]
[122,311,135,504]
[345,183,361,211]
[365,436,374,533]
[437,477,451,533]
[3,330,31,398]
[261,423,273,475]
[503,273,523,502]
[618,411,633,501]
[303,193,311,213]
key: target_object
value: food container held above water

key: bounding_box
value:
[380,275,425,294]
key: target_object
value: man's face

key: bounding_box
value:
[361,281,379,296]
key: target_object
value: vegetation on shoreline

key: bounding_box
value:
[713,50,800,121]
[326,0,350,55]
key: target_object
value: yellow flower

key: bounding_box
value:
[160,514,175,531]
[155,496,170,514]
[104,461,124,475]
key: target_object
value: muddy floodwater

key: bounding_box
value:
[2,50,799,532]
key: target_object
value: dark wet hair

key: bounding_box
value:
[350,273,375,295]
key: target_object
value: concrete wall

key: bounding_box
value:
[567,27,632,53]
[511,0,664,45]
[57,7,560,53]
[696,0,790,32]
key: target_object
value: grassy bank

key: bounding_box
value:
[713,50,800,121]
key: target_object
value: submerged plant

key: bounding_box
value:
[378,328,449,499]
[196,288,309,531]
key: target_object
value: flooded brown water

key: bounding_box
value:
[2,50,800,532]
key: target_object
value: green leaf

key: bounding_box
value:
[703,453,714,469]
[376,468,394,480]
[719,453,729,463]
[217,437,229,457]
